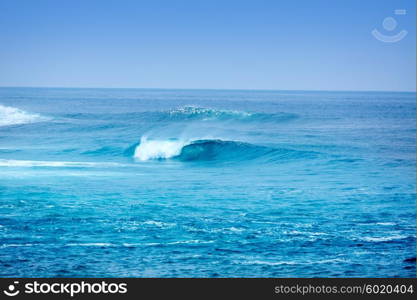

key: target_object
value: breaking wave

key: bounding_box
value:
[133,138,317,162]
[0,104,49,127]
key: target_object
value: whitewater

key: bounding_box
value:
[0,87,415,277]
[0,104,49,127]
[134,137,188,161]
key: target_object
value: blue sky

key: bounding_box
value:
[0,0,415,91]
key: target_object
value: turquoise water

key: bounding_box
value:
[0,87,415,277]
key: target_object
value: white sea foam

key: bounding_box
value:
[0,159,122,168]
[142,220,176,228]
[360,235,409,242]
[133,137,190,161]
[126,240,214,247]
[0,243,35,248]
[66,243,113,247]
[165,240,214,245]
[0,104,49,127]
[168,106,253,120]
[236,258,346,266]
[238,260,297,266]
[375,222,396,226]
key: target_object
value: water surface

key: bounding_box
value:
[0,88,415,277]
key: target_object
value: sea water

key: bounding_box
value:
[0,87,415,277]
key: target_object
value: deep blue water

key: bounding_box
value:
[0,87,415,277]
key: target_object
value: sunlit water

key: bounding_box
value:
[0,87,415,277]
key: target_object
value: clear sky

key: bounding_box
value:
[0,0,415,91]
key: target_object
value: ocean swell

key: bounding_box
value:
[133,138,317,162]
[62,106,297,123]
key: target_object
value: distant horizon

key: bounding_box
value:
[0,85,415,93]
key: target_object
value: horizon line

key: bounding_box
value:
[0,85,415,93]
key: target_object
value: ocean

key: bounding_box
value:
[0,87,415,277]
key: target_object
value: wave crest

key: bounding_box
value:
[64,106,297,123]
[168,106,252,120]
[0,104,49,127]
[133,137,188,161]
[133,138,317,162]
